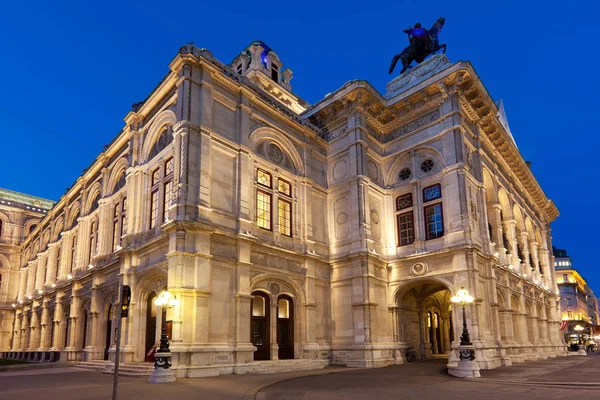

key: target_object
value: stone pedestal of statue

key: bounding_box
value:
[447,345,481,378]
[385,54,451,100]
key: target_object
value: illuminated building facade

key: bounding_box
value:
[553,247,600,348]
[0,42,566,376]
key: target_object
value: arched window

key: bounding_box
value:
[149,158,173,230]
[29,224,37,234]
[112,198,127,251]
[0,219,3,238]
[113,172,126,194]
[88,222,97,265]
[148,127,173,160]
[88,194,100,215]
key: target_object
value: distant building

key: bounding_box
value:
[0,189,54,351]
[553,247,599,349]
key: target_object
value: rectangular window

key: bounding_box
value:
[563,274,568,282]
[112,220,119,251]
[396,193,413,210]
[55,248,61,280]
[425,203,444,240]
[278,199,292,237]
[163,180,173,222]
[71,235,77,272]
[397,211,415,246]
[165,158,174,175]
[278,179,291,197]
[257,169,272,188]
[152,169,160,186]
[271,64,279,82]
[150,190,159,229]
[423,184,442,202]
[236,63,243,74]
[121,198,127,235]
[256,190,272,230]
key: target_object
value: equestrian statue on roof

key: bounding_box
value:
[389,17,447,75]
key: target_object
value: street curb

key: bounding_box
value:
[0,362,75,373]
[469,377,600,388]
[241,367,364,400]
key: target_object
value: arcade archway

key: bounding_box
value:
[396,281,453,360]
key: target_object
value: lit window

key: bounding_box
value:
[278,179,291,197]
[257,190,272,230]
[252,295,265,317]
[257,169,272,188]
[278,199,291,236]
[425,203,444,240]
[278,298,290,319]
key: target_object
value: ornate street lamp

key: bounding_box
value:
[451,288,474,346]
[149,290,178,383]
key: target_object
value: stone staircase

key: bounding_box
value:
[76,361,155,377]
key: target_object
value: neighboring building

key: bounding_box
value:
[554,247,599,348]
[0,42,565,376]
[0,189,54,351]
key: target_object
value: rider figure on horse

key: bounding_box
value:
[403,22,431,60]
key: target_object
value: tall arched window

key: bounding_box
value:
[112,198,127,251]
[149,158,173,230]
[148,127,173,160]
[88,222,97,265]
[55,247,61,281]
[0,219,3,238]
[70,233,77,272]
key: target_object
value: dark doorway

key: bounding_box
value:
[145,293,156,362]
[251,292,270,360]
[64,313,70,349]
[82,310,88,350]
[104,305,112,360]
[277,295,294,359]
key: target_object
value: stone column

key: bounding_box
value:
[518,232,530,275]
[441,312,452,353]
[40,302,50,349]
[502,219,518,270]
[488,204,505,258]
[13,312,22,351]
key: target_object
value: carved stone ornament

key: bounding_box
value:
[269,282,280,295]
[370,210,379,225]
[410,262,428,276]
[336,212,348,225]
[267,143,284,164]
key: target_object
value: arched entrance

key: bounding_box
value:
[81,309,88,350]
[251,291,270,360]
[145,293,157,361]
[104,304,112,360]
[277,295,294,359]
[396,281,453,359]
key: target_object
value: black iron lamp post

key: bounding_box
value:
[153,290,178,369]
[451,287,475,360]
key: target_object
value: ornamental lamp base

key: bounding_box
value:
[149,367,176,384]
[447,345,481,379]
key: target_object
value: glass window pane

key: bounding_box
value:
[278,298,289,319]
[423,184,441,202]
[278,179,291,196]
[257,191,271,230]
[252,295,265,317]
[257,170,272,188]
[396,193,413,210]
[278,199,291,237]
[425,203,443,240]
[397,211,414,246]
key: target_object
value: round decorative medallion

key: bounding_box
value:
[269,282,280,295]
[410,263,428,276]
[336,212,348,225]
[399,167,411,181]
[267,143,284,164]
[420,159,434,173]
[371,211,379,225]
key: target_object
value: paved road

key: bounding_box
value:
[0,354,598,399]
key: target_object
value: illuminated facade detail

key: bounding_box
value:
[0,44,565,374]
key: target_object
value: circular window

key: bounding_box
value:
[420,159,434,173]
[399,167,411,181]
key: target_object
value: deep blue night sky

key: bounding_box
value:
[1,1,598,286]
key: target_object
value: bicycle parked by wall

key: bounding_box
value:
[405,347,417,363]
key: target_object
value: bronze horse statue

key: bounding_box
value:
[389,17,447,75]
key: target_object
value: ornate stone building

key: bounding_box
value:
[0,41,566,376]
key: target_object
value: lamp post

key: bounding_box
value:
[149,290,178,383]
[447,287,480,378]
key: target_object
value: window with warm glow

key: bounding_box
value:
[278,298,289,319]
[257,190,271,230]
[278,199,291,236]
[257,169,272,188]
[252,295,265,317]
